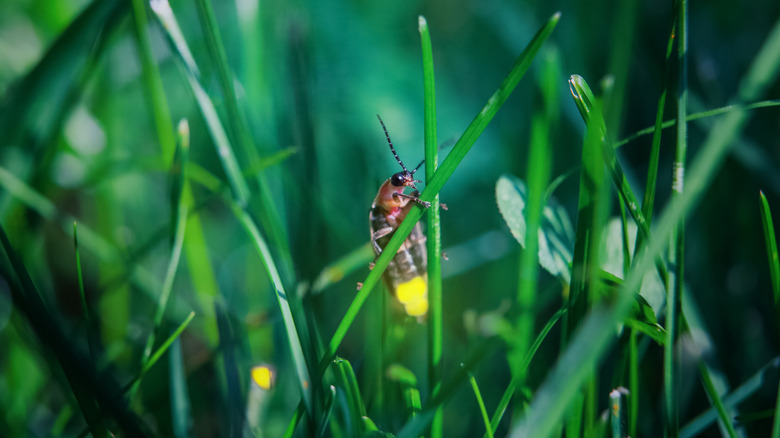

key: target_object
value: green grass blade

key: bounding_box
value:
[666,2,689,434]
[139,126,189,371]
[332,357,367,435]
[142,311,196,377]
[149,0,250,205]
[73,222,97,363]
[419,15,444,438]
[636,20,676,256]
[231,203,313,412]
[487,308,566,437]
[696,360,738,437]
[130,0,176,165]
[614,99,780,149]
[468,372,494,438]
[511,46,556,396]
[169,338,192,438]
[680,356,779,438]
[193,0,292,274]
[760,192,780,319]
[760,192,780,438]
[569,75,669,286]
[396,337,501,438]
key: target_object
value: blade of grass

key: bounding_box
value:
[468,372,494,438]
[149,0,250,205]
[635,20,676,256]
[680,356,780,438]
[419,15,443,438]
[510,45,557,407]
[331,357,367,435]
[130,0,176,165]
[193,0,293,276]
[666,1,689,434]
[73,222,97,363]
[760,191,780,327]
[509,11,780,436]
[230,201,313,412]
[169,338,192,438]
[569,75,669,287]
[396,337,502,438]
[697,360,738,437]
[487,307,566,437]
[137,122,190,392]
[760,192,780,438]
[614,99,780,148]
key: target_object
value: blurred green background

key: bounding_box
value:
[0,0,779,436]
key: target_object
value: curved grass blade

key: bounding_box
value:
[468,372,494,438]
[137,122,190,393]
[149,0,250,205]
[486,307,566,437]
[130,0,176,165]
[680,356,780,438]
[613,100,780,149]
[760,192,780,438]
[73,222,98,363]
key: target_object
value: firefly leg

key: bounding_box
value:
[392,192,431,208]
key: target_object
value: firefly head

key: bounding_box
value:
[390,171,420,189]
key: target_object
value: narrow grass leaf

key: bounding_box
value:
[681,357,780,438]
[614,100,780,149]
[487,308,566,437]
[419,15,444,438]
[130,0,176,165]
[396,337,501,438]
[697,360,738,438]
[169,339,192,438]
[231,203,313,411]
[468,372,494,438]
[73,222,97,362]
[149,0,250,205]
[139,129,189,373]
[760,193,780,437]
[760,192,780,312]
[332,357,367,435]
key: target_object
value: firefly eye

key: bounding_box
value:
[391,172,406,187]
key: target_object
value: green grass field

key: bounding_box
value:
[1,0,780,436]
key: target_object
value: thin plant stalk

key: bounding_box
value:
[419,15,443,438]
[468,372,494,438]
[666,1,688,434]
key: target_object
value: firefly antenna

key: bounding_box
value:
[412,158,425,175]
[377,114,408,173]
